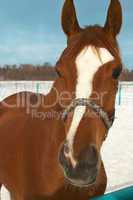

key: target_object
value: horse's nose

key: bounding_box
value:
[72,144,99,180]
[59,144,100,187]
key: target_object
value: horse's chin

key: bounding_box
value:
[64,175,97,188]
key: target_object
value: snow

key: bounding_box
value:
[102,105,133,192]
[0,81,133,198]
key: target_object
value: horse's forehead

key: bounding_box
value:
[75,46,114,74]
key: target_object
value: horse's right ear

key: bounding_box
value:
[61,0,81,37]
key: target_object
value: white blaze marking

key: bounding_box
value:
[1,186,11,200]
[66,46,114,154]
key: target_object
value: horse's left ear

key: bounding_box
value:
[104,0,122,37]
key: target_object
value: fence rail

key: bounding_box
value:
[0,81,53,101]
[0,81,133,106]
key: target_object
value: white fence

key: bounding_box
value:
[116,82,133,106]
[0,81,53,101]
[0,81,133,106]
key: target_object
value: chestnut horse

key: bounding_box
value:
[0,0,123,199]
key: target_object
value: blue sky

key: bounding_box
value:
[0,0,132,69]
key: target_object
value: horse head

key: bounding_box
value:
[58,0,123,188]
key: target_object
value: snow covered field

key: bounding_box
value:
[0,81,133,198]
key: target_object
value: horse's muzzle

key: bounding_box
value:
[59,143,100,187]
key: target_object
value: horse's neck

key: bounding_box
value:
[43,77,67,113]
[40,77,66,145]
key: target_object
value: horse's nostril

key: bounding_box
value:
[80,145,98,168]
[64,142,70,154]
[59,143,71,169]
[90,145,97,157]
[89,145,98,164]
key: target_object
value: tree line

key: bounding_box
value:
[120,68,133,81]
[0,63,57,81]
[0,63,132,81]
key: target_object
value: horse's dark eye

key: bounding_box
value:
[112,66,122,79]
[55,69,62,78]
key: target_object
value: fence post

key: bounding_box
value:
[36,82,40,93]
[118,84,122,106]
